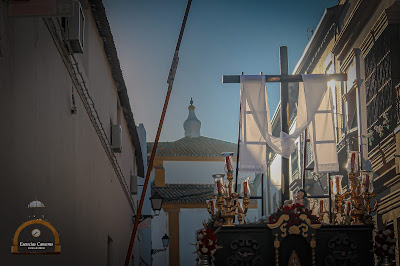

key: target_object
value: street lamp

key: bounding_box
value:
[133,191,164,223]
[152,234,170,255]
[150,191,163,216]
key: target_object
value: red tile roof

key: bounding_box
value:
[152,184,214,203]
[147,136,237,157]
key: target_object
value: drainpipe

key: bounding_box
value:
[354,48,370,171]
[266,161,271,215]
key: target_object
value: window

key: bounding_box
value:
[364,28,394,148]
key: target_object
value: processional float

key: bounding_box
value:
[215,47,378,225]
[209,47,377,266]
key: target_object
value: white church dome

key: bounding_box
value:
[183,98,201,138]
[27,200,45,208]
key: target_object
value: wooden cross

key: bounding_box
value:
[222,46,347,206]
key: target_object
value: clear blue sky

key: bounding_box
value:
[103,0,337,143]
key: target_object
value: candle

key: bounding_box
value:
[336,175,340,194]
[347,202,351,215]
[351,153,356,172]
[210,200,215,214]
[243,181,248,195]
[237,199,242,208]
[320,200,324,213]
[217,180,222,194]
[225,156,232,171]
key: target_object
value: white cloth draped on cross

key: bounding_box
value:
[238,74,339,174]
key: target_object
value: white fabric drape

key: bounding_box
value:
[238,74,339,174]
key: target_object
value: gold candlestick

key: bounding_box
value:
[334,194,345,213]
[221,171,236,226]
[208,169,251,226]
[348,172,363,224]
[333,171,378,225]
[361,192,378,214]
[221,171,238,226]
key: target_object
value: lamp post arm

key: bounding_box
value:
[132,214,154,224]
[151,248,166,255]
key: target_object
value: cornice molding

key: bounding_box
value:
[333,0,363,55]
[378,186,400,215]
[333,0,380,62]
[340,49,355,72]
[294,6,340,75]
[153,156,228,162]
[360,2,400,57]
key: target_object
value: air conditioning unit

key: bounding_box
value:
[130,174,138,195]
[111,125,122,153]
[67,1,85,53]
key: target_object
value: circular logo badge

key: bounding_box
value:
[31,229,41,238]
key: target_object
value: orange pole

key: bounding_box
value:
[124,88,172,266]
[124,1,192,265]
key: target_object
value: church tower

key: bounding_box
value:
[183,98,201,138]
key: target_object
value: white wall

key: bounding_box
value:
[0,6,140,266]
[164,160,256,185]
[245,209,259,223]
[257,155,282,217]
[164,161,225,184]
[151,210,169,266]
[270,155,282,188]
[179,209,212,266]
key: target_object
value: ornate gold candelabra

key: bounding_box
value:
[207,153,250,226]
[332,151,378,225]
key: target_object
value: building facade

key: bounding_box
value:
[149,100,258,266]
[0,0,145,265]
[261,0,400,263]
[137,123,153,266]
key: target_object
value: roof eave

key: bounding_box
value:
[89,0,144,177]
[293,5,340,75]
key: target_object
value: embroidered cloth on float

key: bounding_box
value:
[238,74,339,174]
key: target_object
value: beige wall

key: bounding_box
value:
[0,4,140,266]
